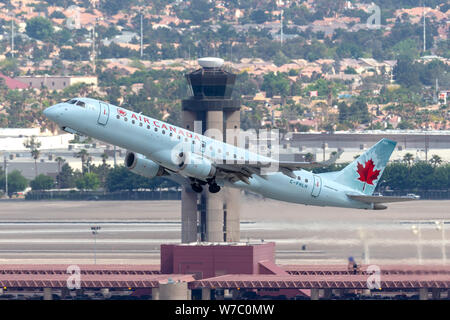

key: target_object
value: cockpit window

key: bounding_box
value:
[76,101,85,107]
[68,99,77,104]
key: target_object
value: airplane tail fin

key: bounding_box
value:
[334,138,397,195]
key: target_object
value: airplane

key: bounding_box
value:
[43,97,415,210]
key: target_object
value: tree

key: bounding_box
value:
[91,152,111,189]
[378,162,410,190]
[261,72,290,98]
[100,0,128,15]
[409,162,434,190]
[429,155,442,168]
[76,172,100,190]
[75,149,89,174]
[25,17,54,41]
[0,170,27,197]
[101,152,108,166]
[177,0,214,24]
[55,156,65,181]
[250,9,269,24]
[393,57,421,89]
[104,165,177,192]
[304,153,314,162]
[403,153,414,167]
[23,136,41,178]
[30,174,55,191]
[0,58,20,77]
[273,51,290,67]
[431,164,450,190]
[57,163,76,189]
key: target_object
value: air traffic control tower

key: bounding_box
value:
[181,57,241,243]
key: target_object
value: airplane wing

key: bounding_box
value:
[214,150,343,183]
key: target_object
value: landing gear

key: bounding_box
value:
[191,183,203,193]
[208,183,221,194]
[191,178,221,194]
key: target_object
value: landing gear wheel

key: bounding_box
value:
[208,183,221,194]
[191,184,203,193]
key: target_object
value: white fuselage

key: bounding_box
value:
[44,98,371,210]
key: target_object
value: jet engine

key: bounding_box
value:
[176,152,216,180]
[125,152,165,179]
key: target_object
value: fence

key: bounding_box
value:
[384,190,450,200]
[25,190,182,201]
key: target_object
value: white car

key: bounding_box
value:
[406,193,421,199]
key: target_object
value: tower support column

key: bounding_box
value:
[181,57,242,243]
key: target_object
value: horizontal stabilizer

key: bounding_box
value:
[347,194,417,204]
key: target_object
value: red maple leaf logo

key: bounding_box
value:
[356,159,380,191]
[117,109,127,117]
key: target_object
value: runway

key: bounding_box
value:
[0,199,448,265]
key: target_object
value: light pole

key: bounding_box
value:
[359,228,370,265]
[140,9,144,58]
[411,224,423,265]
[3,155,8,198]
[11,15,14,58]
[435,221,446,265]
[91,226,101,264]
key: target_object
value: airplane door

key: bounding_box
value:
[98,102,109,125]
[201,141,206,157]
[311,175,322,197]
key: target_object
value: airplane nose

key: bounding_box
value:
[43,105,59,121]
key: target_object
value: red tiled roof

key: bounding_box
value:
[190,274,450,289]
[0,74,28,89]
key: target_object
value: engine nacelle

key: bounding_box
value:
[125,152,164,179]
[178,152,216,180]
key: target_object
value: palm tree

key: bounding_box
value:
[101,151,109,166]
[74,149,89,174]
[23,136,42,177]
[304,153,314,162]
[403,153,414,167]
[429,154,442,168]
[54,156,65,189]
